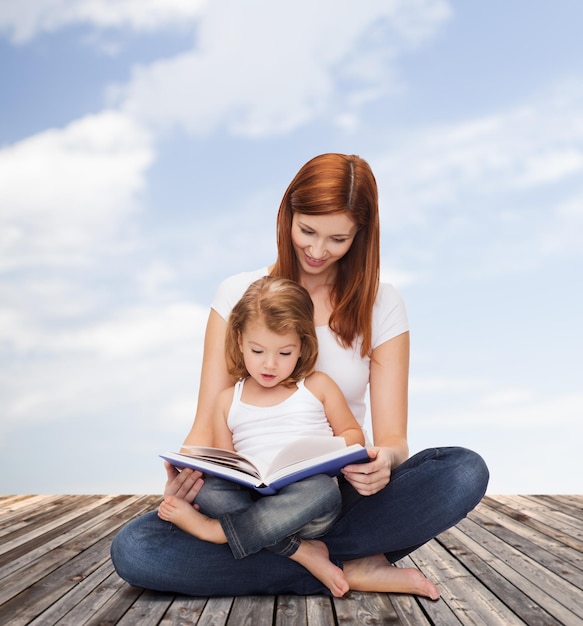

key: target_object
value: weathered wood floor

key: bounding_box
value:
[0,494,581,625]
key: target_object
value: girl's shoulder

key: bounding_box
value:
[303,371,340,396]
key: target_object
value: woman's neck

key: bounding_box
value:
[298,266,336,293]
[299,270,336,327]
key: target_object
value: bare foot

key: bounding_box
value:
[344,554,440,600]
[290,540,349,598]
[158,495,227,544]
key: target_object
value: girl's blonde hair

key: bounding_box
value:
[225,276,318,386]
[270,153,380,357]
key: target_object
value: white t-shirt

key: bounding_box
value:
[211,267,409,443]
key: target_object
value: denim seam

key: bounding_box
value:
[219,513,247,560]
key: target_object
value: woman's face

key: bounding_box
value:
[291,212,358,277]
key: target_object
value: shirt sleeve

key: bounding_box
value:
[210,267,268,320]
[371,283,410,348]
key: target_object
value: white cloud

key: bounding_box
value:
[0,110,154,269]
[112,0,451,137]
[0,0,207,43]
[419,389,583,429]
[537,191,583,256]
[410,376,489,394]
[0,300,207,358]
[376,81,583,228]
[372,79,583,281]
[0,301,207,436]
[380,266,422,288]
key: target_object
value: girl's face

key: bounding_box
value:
[291,212,358,277]
[238,319,302,388]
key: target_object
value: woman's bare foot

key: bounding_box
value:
[290,540,349,598]
[344,554,440,600]
[158,495,227,544]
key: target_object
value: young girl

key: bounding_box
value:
[158,276,365,597]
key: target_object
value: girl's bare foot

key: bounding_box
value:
[344,554,440,600]
[158,495,227,544]
[290,540,349,598]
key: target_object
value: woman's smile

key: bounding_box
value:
[304,252,327,267]
[291,212,358,275]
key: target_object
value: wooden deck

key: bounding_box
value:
[0,494,581,625]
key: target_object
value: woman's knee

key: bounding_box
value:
[447,447,489,509]
[110,517,145,585]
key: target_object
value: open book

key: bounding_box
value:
[160,436,369,495]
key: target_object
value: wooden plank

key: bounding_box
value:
[437,525,564,626]
[446,518,583,625]
[0,495,121,556]
[226,596,275,625]
[0,496,160,624]
[0,495,146,582]
[397,554,463,626]
[0,494,62,530]
[407,536,526,625]
[306,595,336,624]
[274,595,307,625]
[485,495,583,552]
[0,495,158,599]
[471,500,583,585]
[26,562,123,625]
[196,597,234,626]
[113,589,175,626]
[533,495,583,525]
[1,495,582,625]
[160,597,209,625]
[0,535,114,625]
[333,591,401,624]
[76,584,145,626]
[0,495,96,540]
[389,591,437,626]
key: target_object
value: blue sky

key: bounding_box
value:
[1,1,581,495]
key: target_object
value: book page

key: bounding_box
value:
[266,436,346,474]
[181,445,260,477]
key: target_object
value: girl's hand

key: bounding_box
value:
[163,462,204,503]
[341,447,393,496]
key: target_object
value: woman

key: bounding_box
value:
[111,153,488,597]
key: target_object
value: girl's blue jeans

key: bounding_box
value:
[111,446,489,596]
[195,474,341,559]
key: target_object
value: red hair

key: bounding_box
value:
[270,154,380,356]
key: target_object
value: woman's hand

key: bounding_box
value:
[341,447,393,496]
[163,462,204,503]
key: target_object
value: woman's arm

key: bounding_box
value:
[164,309,232,500]
[369,331,410,465]
[182,309,233,447]
[212,387,236,451]
[305,372,365,447]
[342,331,410,495]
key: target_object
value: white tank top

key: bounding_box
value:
[227,378,333,468]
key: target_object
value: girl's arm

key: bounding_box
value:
[305,372,365,447]
[342,331,410,495]
[182,309,233,446]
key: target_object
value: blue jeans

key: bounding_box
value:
[196,474,341,558]
[111,447,489,596]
